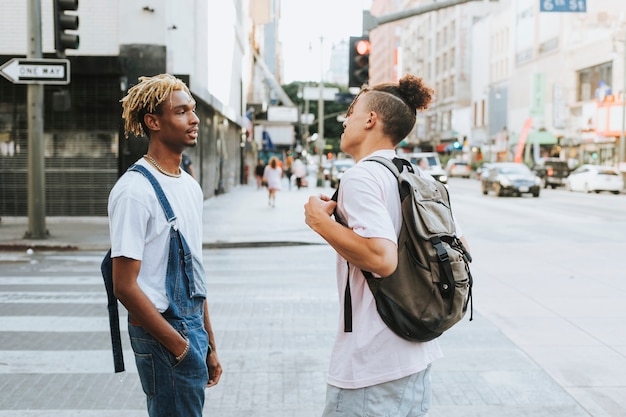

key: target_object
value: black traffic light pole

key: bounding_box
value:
[23,0,79,238]
[25,0,47,239]
[53,0,79,58]
[363,0,495,32]
[348,36,370,88]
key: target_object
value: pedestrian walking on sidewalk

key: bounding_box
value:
[285,151,294,190]
[305,74,448,416]
[180,152,196,179]
[255,159,266,189]
[108,73,222,417]
[263,156,282,207]
[292,158,307,189]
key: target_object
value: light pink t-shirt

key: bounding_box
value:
[327,149,443,389]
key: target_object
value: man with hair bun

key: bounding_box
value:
[108,74,222,417]
[305,74,467,416]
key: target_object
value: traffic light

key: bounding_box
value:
[348,36,370,88]
[54,0,79,57]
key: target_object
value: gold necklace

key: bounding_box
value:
[143,154,181,178]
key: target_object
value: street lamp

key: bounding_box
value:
[618,31,626,165]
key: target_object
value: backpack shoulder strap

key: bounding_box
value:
[364,156,417,201]
[364,155,400,178]
[128,164,176,223]
[333,155,409,335]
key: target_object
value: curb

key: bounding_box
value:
[0,240,325,252]
[203,241,324,249]
[0,242,80,252]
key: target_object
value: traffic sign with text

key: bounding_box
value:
[0,58,70,85]
[540,0,586,12]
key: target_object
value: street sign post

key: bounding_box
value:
[0,58,70,85]
[540,0,586,13]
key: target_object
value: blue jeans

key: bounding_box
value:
[129,316,208,417]
[321,364,433,417]
[130,226,208,417]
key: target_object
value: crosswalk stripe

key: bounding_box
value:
[0,350,137,374]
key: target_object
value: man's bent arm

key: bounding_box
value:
[112,256,188,358]
[305,196,397,276]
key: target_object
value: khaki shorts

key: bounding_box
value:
[321,364,432,417]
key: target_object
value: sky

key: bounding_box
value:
[279,0,372,83]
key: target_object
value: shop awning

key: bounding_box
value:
[528,131,558,145]
[510,130,558,145]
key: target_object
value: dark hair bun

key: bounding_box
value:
[398,74,434,111]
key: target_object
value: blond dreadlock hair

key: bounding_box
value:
[120,74,192,138]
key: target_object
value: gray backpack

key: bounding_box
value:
[336,156,473,342]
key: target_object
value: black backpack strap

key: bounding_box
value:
[332,156,416,335]
[330,189,353,333]
[431,236,456,301]
[101,249,124,373]
[334,156,407,335]
[103,163,176,373]
[343,263,353,333]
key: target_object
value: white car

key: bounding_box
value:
[445,159,471,178]
[400,152,448,184]
[565,165,624,194]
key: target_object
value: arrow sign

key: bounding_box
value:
[0,58,70,85]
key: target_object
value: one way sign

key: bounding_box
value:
[0,58,70,85]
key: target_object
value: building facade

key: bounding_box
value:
[0,0,252,216]
[367,0,625,168]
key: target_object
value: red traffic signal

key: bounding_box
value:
[355,39,371,55]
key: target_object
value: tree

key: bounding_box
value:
[282,81,352,154]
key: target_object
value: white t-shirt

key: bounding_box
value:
[328,149,444,389]
[263,165,283,190]
[107,158,205,312]
[292,159,307,178]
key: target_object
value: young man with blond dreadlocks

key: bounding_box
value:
[107,74,222,417]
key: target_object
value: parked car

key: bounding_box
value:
[481,162,542,197]
[532,158,570,188]
[445,159,471,178]
[329,158,356,188]
[401,152,448,184]
[565,164,623,194]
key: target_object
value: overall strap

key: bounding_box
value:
[128,164,177,223]
[103,164,177,374]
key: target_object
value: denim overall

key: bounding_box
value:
[123,165,209,417]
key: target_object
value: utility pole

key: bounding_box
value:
[25,0,48,239]
[316,37,326,187]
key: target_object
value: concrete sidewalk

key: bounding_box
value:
[0,179,331,252]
